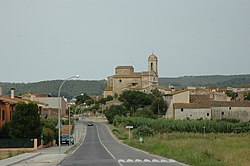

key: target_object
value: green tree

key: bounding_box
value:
[99,95,113,105]
[118,90,152,115]
[10,102,42,139]
[75,93,94,106]
[0,123,11,138]
[134,108,157,119]
[244,92,250,100]
[150,89,168,115]
[104,105,127,124]
[226,91,238,101]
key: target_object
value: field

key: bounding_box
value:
[112,126,250,166]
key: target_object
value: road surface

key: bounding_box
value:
[61,121,186,166]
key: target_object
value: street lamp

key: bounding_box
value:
[58,75,79,152]
[68,93,84,145]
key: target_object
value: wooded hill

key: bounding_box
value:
[159,74,250,88]
[0,74,249,99]
[0,80,107,99]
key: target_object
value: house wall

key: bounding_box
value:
[175,108,211,120]
[0,102,15,128]
[107,76,113,87]
[211,107,250,122]
[33,97,67,117]
[173,91,190,103]
[113,77,142,95]
[142,75,150,88]
[164,91,190,119]
[211,92,229,101]
[116,68,134,75]
[103,91,113,98]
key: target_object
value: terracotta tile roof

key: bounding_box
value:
[164,90,189,96]
[190,94,211,102]
[174,101,250,109]
[0,96,48,106]
[156,86,172,91]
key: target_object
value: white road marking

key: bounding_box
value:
[117,159,177,163]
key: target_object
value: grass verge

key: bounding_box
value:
[0,150,28,160]
[112,126,250,166]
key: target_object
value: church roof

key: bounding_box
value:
[148,53,158,60]
[115,66,134,69]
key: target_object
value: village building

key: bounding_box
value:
[164,88,250,122]
[0,88,47,128]
[103,54,159,97]
[21,93,67,118]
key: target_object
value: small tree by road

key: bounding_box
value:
[10,102,42,139]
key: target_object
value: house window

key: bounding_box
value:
[132,83,138,86]
[119,79,122,83]
[181,108,184,112]
[2,110,5,121]
[207,113,209,116]
[222,112,224,115]
[229,107,231,110]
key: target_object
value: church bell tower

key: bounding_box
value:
[148,53,158,86]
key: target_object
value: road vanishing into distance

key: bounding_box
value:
[61,121,186,166]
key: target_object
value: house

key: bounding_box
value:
[173,101,250,122]
[0,88,47,128]
[104,54,159,97]
[21,93,67,118]
[164,87,250,122]
[227,84,250,93]
[164,90,190,119]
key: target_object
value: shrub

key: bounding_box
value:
[134,126,154,137]
[0,123,11,138]
[134,108,157,119]
[42,127,55,145]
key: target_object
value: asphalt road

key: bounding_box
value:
[61,121,186,166]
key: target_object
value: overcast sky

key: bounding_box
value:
[0,0,249,83]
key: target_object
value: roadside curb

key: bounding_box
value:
[0,152,41,166]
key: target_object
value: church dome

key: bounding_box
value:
[148,53,158,60]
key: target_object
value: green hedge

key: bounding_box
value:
[113,116,250,134]
[0,138,34,148]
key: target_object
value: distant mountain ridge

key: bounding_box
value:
[0,80,107,99]
[0,74,249,99]
[159,74,250,88]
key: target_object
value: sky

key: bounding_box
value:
[0,0,249,83]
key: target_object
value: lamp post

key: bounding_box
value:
[58,75,79,152]
[68,93,84,145]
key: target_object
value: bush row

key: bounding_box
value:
[113,116,250,134]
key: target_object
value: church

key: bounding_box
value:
[103,54,159,97]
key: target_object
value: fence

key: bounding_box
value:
[0,138,38,151]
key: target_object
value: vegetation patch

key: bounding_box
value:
[0,150,28,160]
[122,132,250,166]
